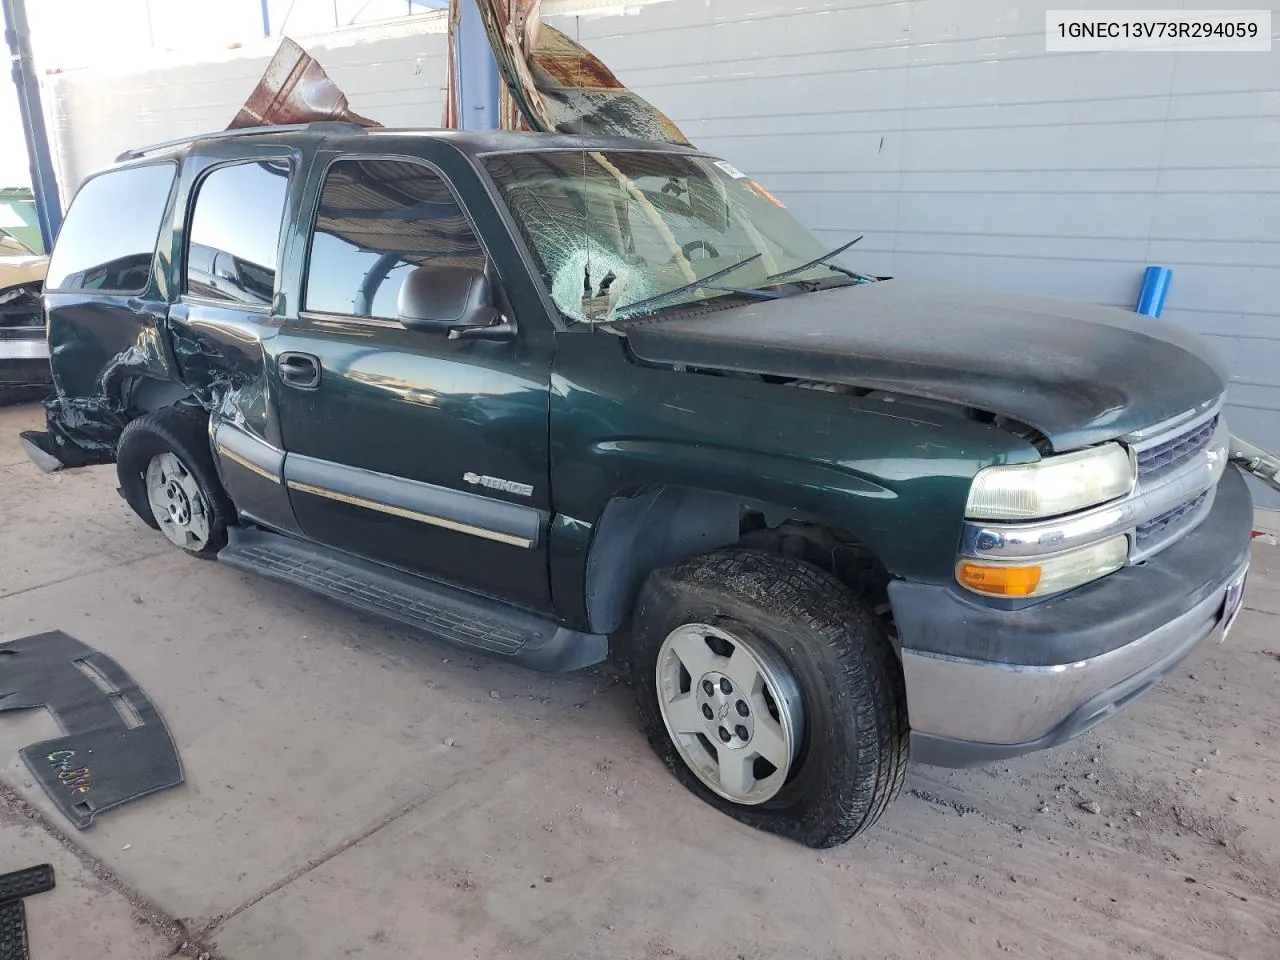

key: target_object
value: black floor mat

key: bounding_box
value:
[0,868,52,905]
[0,632,183,829]
[0,899,27,960]
[0,865,54,960]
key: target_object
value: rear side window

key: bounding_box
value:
[304,158,484,319]
[185,160,291,306]
[46,163,176,293]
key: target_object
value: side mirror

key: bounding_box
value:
[397,264,515,342]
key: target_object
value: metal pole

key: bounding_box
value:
[261,0,271,36]
[455,0,498,130]
[1,0,61,252]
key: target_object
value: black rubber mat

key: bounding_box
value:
[0,867,52,905]
[0,899,26,960]
[0,631,183,829]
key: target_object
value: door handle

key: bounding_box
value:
[278,352,320,389]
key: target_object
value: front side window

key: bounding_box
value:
[304,158,484,319]
[483,150,860,323]
[186,160,291,305]
[46,163,176,293]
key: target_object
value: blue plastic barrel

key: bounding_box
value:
[1135,266,1172,318]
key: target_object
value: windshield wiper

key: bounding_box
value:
[764,236,872,284]
[611,253,762,320]
[701,284,786,301]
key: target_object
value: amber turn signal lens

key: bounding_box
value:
[957,562,1043,597]
[956,536,1128,599]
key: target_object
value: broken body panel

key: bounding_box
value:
[444,0,691,144]
[29,140,300,466]
[228,37,378,130]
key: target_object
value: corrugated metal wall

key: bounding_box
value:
[46,0,1279,506]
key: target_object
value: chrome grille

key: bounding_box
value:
[1136,415,1218,483]
[961,399,1226,571]
[1134,492,1208,548]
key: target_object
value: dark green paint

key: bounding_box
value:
[548,512,594,627]
[272,311,554,606]
[268,139,558,607]
[42,127,1170,639]
[549,333,1034,595]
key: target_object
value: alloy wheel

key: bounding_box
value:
[145,452,211,551]
[655,622,804,804]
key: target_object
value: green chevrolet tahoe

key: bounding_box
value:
[20,124,1253,847]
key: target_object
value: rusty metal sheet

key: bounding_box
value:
[447,0,691,145]
[442,0,461,130]
[527,23,690,144]
[229,37,380,129]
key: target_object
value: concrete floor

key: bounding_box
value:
[1,401,1278,960]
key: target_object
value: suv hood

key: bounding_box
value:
[622,280,1226,451]
[0,253,48,292]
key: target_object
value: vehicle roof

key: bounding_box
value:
[114,123,704,167]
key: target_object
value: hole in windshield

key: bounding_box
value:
[483,150,867,322]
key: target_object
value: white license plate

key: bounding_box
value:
[1221,567,1249,640]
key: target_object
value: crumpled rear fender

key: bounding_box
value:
[34,315,192,467]
[33,291,280,473]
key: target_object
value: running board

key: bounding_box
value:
[218,527,607,671]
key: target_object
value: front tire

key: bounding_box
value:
[115,407,233,558]
[632,550,908,848]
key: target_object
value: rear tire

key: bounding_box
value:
[632,549,908,848]
[115,407,233,558]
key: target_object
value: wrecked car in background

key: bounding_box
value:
[0,226,50,405]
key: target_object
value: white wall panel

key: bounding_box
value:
[46,16,450,188]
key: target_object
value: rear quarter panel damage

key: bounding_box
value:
[40,293,182,462]
[38,291,281,465]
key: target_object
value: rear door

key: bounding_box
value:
[167,146,305,536]
[271,149,555,610]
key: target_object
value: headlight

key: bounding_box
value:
[966,443,1135,520]
[957,535,1129,598]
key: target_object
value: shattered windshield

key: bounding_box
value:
[483,150,855,322]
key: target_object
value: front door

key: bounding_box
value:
[272,154,554,609]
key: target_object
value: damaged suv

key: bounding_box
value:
[22,124,1253,847]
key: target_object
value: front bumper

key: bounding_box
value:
[0,327,51,405]
[893,466,1253,767]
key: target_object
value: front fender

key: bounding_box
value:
[549,333,1037,627]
